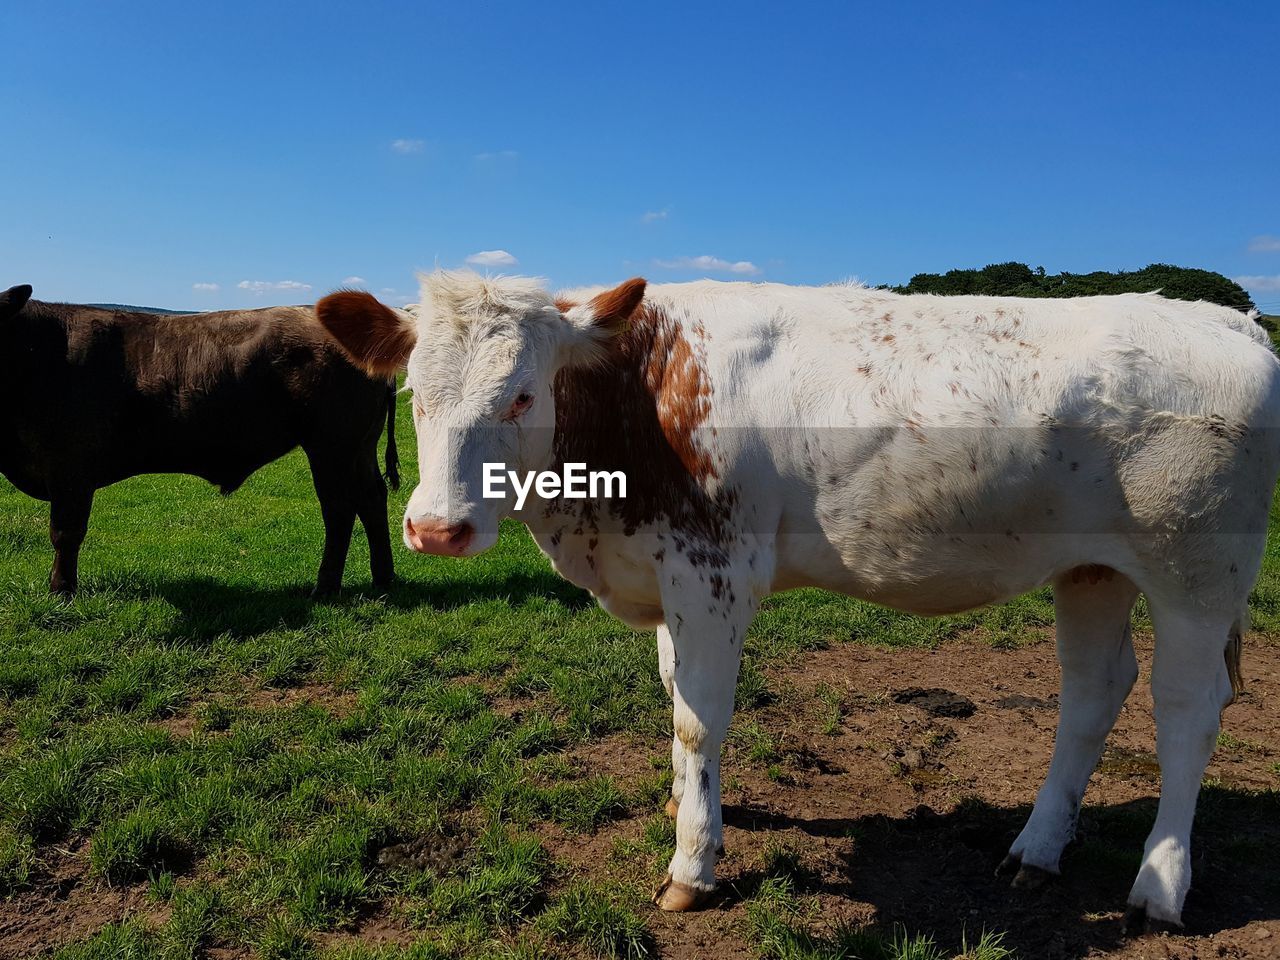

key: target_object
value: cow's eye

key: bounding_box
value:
[506,392,534,420]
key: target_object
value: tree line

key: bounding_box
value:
[891,262,1255,312]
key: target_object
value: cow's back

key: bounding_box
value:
[0,302,384,496]
[634,283,1280,611]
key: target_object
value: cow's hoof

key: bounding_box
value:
[310,584,341,600]
[653,875,711,912]
[664,797,680,819]
[1011,864,1055,890]
[995,853,1020,878]
[1123,904,1182,937]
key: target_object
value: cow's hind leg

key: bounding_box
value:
[1124,600,1236,930]
[307,451,358,597]
[49,490,94,596]
[657,624,687,818]
[355,451,394,589]
[1004,567,1139,885]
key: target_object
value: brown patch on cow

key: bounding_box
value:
[548,300,732,545]
[1069,564,1116,585]
[648,313,715,483]
[315,290,417,375]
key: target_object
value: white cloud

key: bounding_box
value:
[465,249,518,267]
[1248,235,1280,253]
[654,255,761,276]
[342,276,367,286]
[391,138,425,154]
[237,280,313,295]
[192,282,219,292]
[1235,274,1280,292]
[641,209,669,223]
[475,150,519,162]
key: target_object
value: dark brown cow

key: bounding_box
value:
[0,284,399,596]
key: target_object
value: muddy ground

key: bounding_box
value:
[547,632,1280,960]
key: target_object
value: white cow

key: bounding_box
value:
[316,273,1280,929]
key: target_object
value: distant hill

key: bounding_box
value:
[86,303,198,315]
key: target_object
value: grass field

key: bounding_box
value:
[2,391,1279,960]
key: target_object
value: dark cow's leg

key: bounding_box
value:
[306,452,358,597]
[49,490,94,596]
[355,454,395,589]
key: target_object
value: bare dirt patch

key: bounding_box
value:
[152,680,361,737]
[566,633,1280,959]
[0,837,165,959]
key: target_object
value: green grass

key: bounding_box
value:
[3,390,1280,956]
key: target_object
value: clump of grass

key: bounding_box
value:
[814,683,845,736]
[537,776,628,833]
[157,883,222,958]
[0,825,36,894]
[735,658,776,709]
[195,699,235,732]
[411,828,550,929]
[90,806,192,883]
[284,814,378,928]
[256,913,316,960]
[732,720,782,765]
[956,930,1014,960]
[1,738,102,838]
[537,881,655,959]
[49,919,159,960]
[1216,730,1268,755]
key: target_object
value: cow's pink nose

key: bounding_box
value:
[405,517,475,556]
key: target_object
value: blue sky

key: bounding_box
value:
[2,1,1277,311]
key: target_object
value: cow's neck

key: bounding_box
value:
[523,302,732,549]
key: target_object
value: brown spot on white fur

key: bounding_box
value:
[547,299,729,544]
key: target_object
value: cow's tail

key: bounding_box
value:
[1226,612,1246,704]
[383,380,401,491]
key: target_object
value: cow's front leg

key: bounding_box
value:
[654,567,756,912]
[657,624,686,818]
[49,490,94,596]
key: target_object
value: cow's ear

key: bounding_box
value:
[315,290,417,375]
[0,284,33,318]
[560,278,646,365]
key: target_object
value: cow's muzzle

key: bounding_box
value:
[404,516,475,557]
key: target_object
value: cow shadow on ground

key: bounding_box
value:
[719,787,1280,959]
[96,568,593,643]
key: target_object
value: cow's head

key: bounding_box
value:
[0,285,32,321]
[316,272,645,556]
